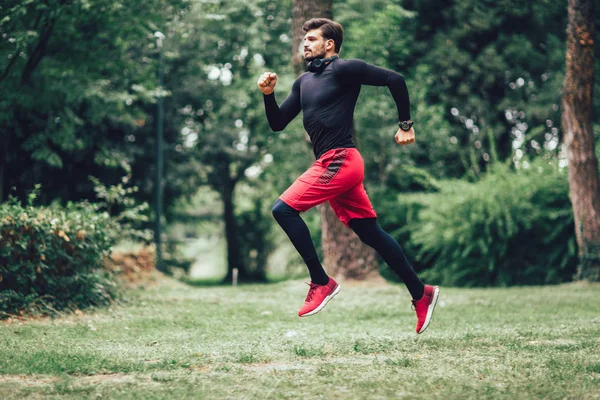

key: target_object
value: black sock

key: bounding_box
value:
[272,199,329,285]
[349,218,424,300]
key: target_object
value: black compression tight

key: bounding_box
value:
[348,217,424,300]
[272,199,329,285]
[272,199,425,299]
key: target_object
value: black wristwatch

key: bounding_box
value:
[399,120,414,131]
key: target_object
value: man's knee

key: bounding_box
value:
[272,199,298,221]
[349,218,378,245]
[271,199,284,220]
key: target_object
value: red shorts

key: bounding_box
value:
[279,148,377,226]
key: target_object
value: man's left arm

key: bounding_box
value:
[336,60,414,145]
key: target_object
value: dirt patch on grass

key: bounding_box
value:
[240,355,389,373]
[0,375,59,386]
[242,362,307,372]
[105,246,160,288]
[0,373,156,387]
[77,373,138,385]
[527,339,580,346]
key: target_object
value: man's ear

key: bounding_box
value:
[326,39,334,51]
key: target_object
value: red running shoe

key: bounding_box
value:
[411,285,440,334]
[298,278,340,317]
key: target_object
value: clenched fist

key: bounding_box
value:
[395,127,416,146]
[257,72,277,95]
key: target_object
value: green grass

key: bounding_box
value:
[1,279,599,399]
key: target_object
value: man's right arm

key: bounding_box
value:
[262,77,302,132]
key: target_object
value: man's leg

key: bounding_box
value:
[321,151,425,299]
[347,217,439,334]
[271,199,328,285]
[272,199,340,317]
[348,217,424,300]
[272,149,358,317]
[327,158,440,333]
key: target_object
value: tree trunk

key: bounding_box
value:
[291,0,332,76]
[562,0,600,281]
[221,181,248,283]
[0,130,5,202]
[291,0,378,280]
[0,162,4,203]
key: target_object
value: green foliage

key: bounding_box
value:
[89,175,152,243]
[408,160,577,286]
[0,178,151,316]
[0,0,194,216]
[0,193,117,317]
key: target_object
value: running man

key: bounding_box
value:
[257,18,439,333]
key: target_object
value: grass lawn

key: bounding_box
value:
[1,278,599,399]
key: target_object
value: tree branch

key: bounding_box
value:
[20,5,64,85]
[0,50,21,82]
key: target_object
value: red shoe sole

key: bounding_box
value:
[417,286,440,334]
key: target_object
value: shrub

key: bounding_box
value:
[0,178,150,317]
[408,160,577,286]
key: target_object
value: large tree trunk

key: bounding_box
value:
[291,0,378,280]
[562,0,600,281]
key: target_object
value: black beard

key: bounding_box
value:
[304,51,327,62]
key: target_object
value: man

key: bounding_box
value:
[257,18,439,334]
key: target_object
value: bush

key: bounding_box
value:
[0,178,149,317]
[406,160,578,287]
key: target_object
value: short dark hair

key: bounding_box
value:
[302,18,344,53]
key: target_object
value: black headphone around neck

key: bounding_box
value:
[307,55,339,73]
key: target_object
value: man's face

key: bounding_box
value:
[303,29,332,61]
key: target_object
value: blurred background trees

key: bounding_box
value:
[1,0,599,286]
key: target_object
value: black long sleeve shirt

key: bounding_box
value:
[263,58,411,159]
